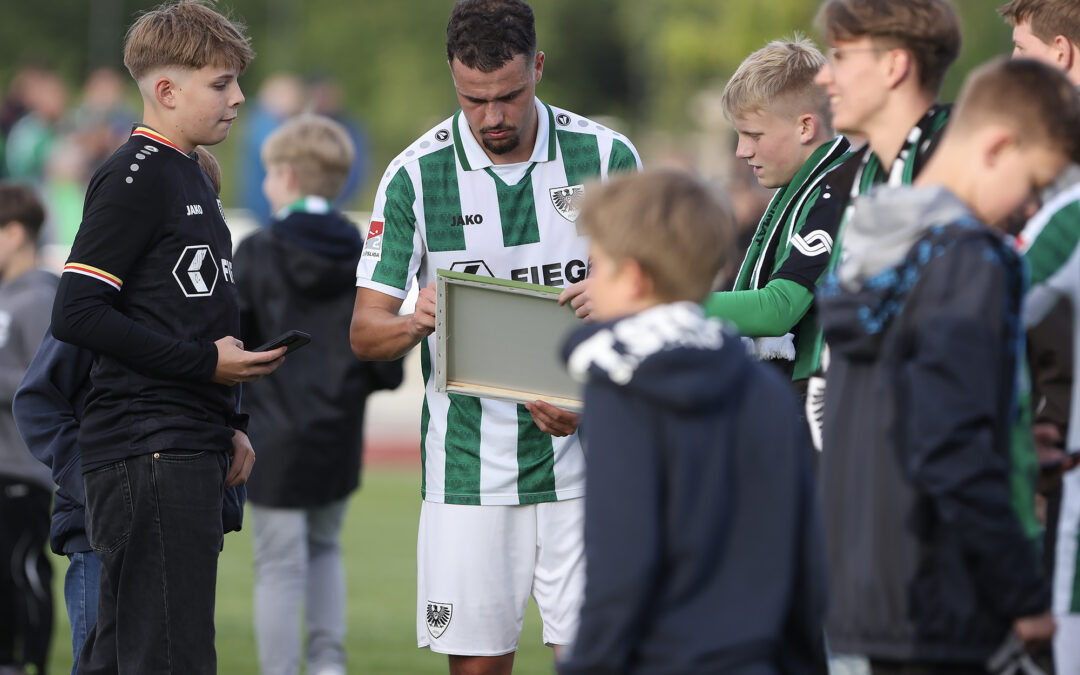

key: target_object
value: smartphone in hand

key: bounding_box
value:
[254,330,311,355]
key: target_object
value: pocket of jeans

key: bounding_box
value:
[152,450,226,511]
[84,462,133,553]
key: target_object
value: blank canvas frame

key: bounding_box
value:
[434,269,583,411]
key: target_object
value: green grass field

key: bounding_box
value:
[45,466,555,674]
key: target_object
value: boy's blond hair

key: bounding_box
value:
[949,57,1080,163]
[998,0,1080,49]
[194,146,222,195]
[261,114,356,201]
[578,170,733,303]
[722,37,831,125]
[815,0,961,96]
[123,1,254,81]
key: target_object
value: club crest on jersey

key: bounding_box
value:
[550,184,585,222]
[426,602,453,639]
[362,220,384,261]
[173,244,219,298]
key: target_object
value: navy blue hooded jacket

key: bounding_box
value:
[817,185,1048,663]
[559,302,826,675]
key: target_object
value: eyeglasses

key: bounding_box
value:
[825,46,888,66]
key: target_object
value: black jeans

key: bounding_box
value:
[76,450,227,675]
[0,477,53,673]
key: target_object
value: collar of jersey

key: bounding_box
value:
[131,125,192,158]
[452,97,556,172]
[275,195,331,219]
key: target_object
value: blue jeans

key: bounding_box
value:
[77,450,227,675]
[65,551,100,675]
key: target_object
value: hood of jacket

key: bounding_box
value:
[560,302,749,412]
[819,186,993,362]
[266,209,364,298]
[838,184,973,290]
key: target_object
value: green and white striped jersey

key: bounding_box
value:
[356,98,641,505]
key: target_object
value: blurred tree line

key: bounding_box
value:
[0,0,1010,208]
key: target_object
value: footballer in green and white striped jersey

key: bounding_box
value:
[356,97,641,506]
[1018,181,1080,623]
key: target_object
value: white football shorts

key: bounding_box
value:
[416,498,585,656]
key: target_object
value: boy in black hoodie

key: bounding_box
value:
[234,113,403,675]
[559,170,826,674]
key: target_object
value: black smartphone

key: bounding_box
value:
[254,329,311,355]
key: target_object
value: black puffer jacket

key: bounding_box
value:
[236,209,403,508]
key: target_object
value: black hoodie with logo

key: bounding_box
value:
[235,209,403,508]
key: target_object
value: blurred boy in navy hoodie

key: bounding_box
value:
[559,170,826,674]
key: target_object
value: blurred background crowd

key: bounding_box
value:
[0,0,1012,260]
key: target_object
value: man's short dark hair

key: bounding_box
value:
[446,0,536,72]
[0,181,45,243]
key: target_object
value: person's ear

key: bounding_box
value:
[1053,34,1075,71]
[624,258,653,300]
[798,113,817,145]
[883,48,912,90]
[982,127,1016,169]
[283,165,300,192]
[533,51,545,86]
[154,76,178,109]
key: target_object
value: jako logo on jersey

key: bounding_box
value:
[172,244,219,298]
[550,185,585,222]
[511,259,588,286]
[362,220,384,261]
[449,213,484,227]
[449,260,494,277]
[435,129,450,142]
[791,230,834,257]
[426,602,453,639]
[186,204,203,216]
[556,113,571,126]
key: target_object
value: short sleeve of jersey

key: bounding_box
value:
[1022,199,1080,291]
[66,161,163,292]
[606,138,642,176]
[356,165,421,299]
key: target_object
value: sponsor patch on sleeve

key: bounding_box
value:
[362,220,384,261]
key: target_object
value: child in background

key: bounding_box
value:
[0,182,57,675]
[235,114,403,675]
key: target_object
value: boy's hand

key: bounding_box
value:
[558,279,593,321]
[226,429,255,487]
[212,337,285,384]
[1013,612,1055,651]
[408,282,437,341]
[526,400,579,437]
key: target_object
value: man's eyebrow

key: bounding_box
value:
[462,86,526,104]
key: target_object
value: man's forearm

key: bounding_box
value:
[350,306,425,361]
